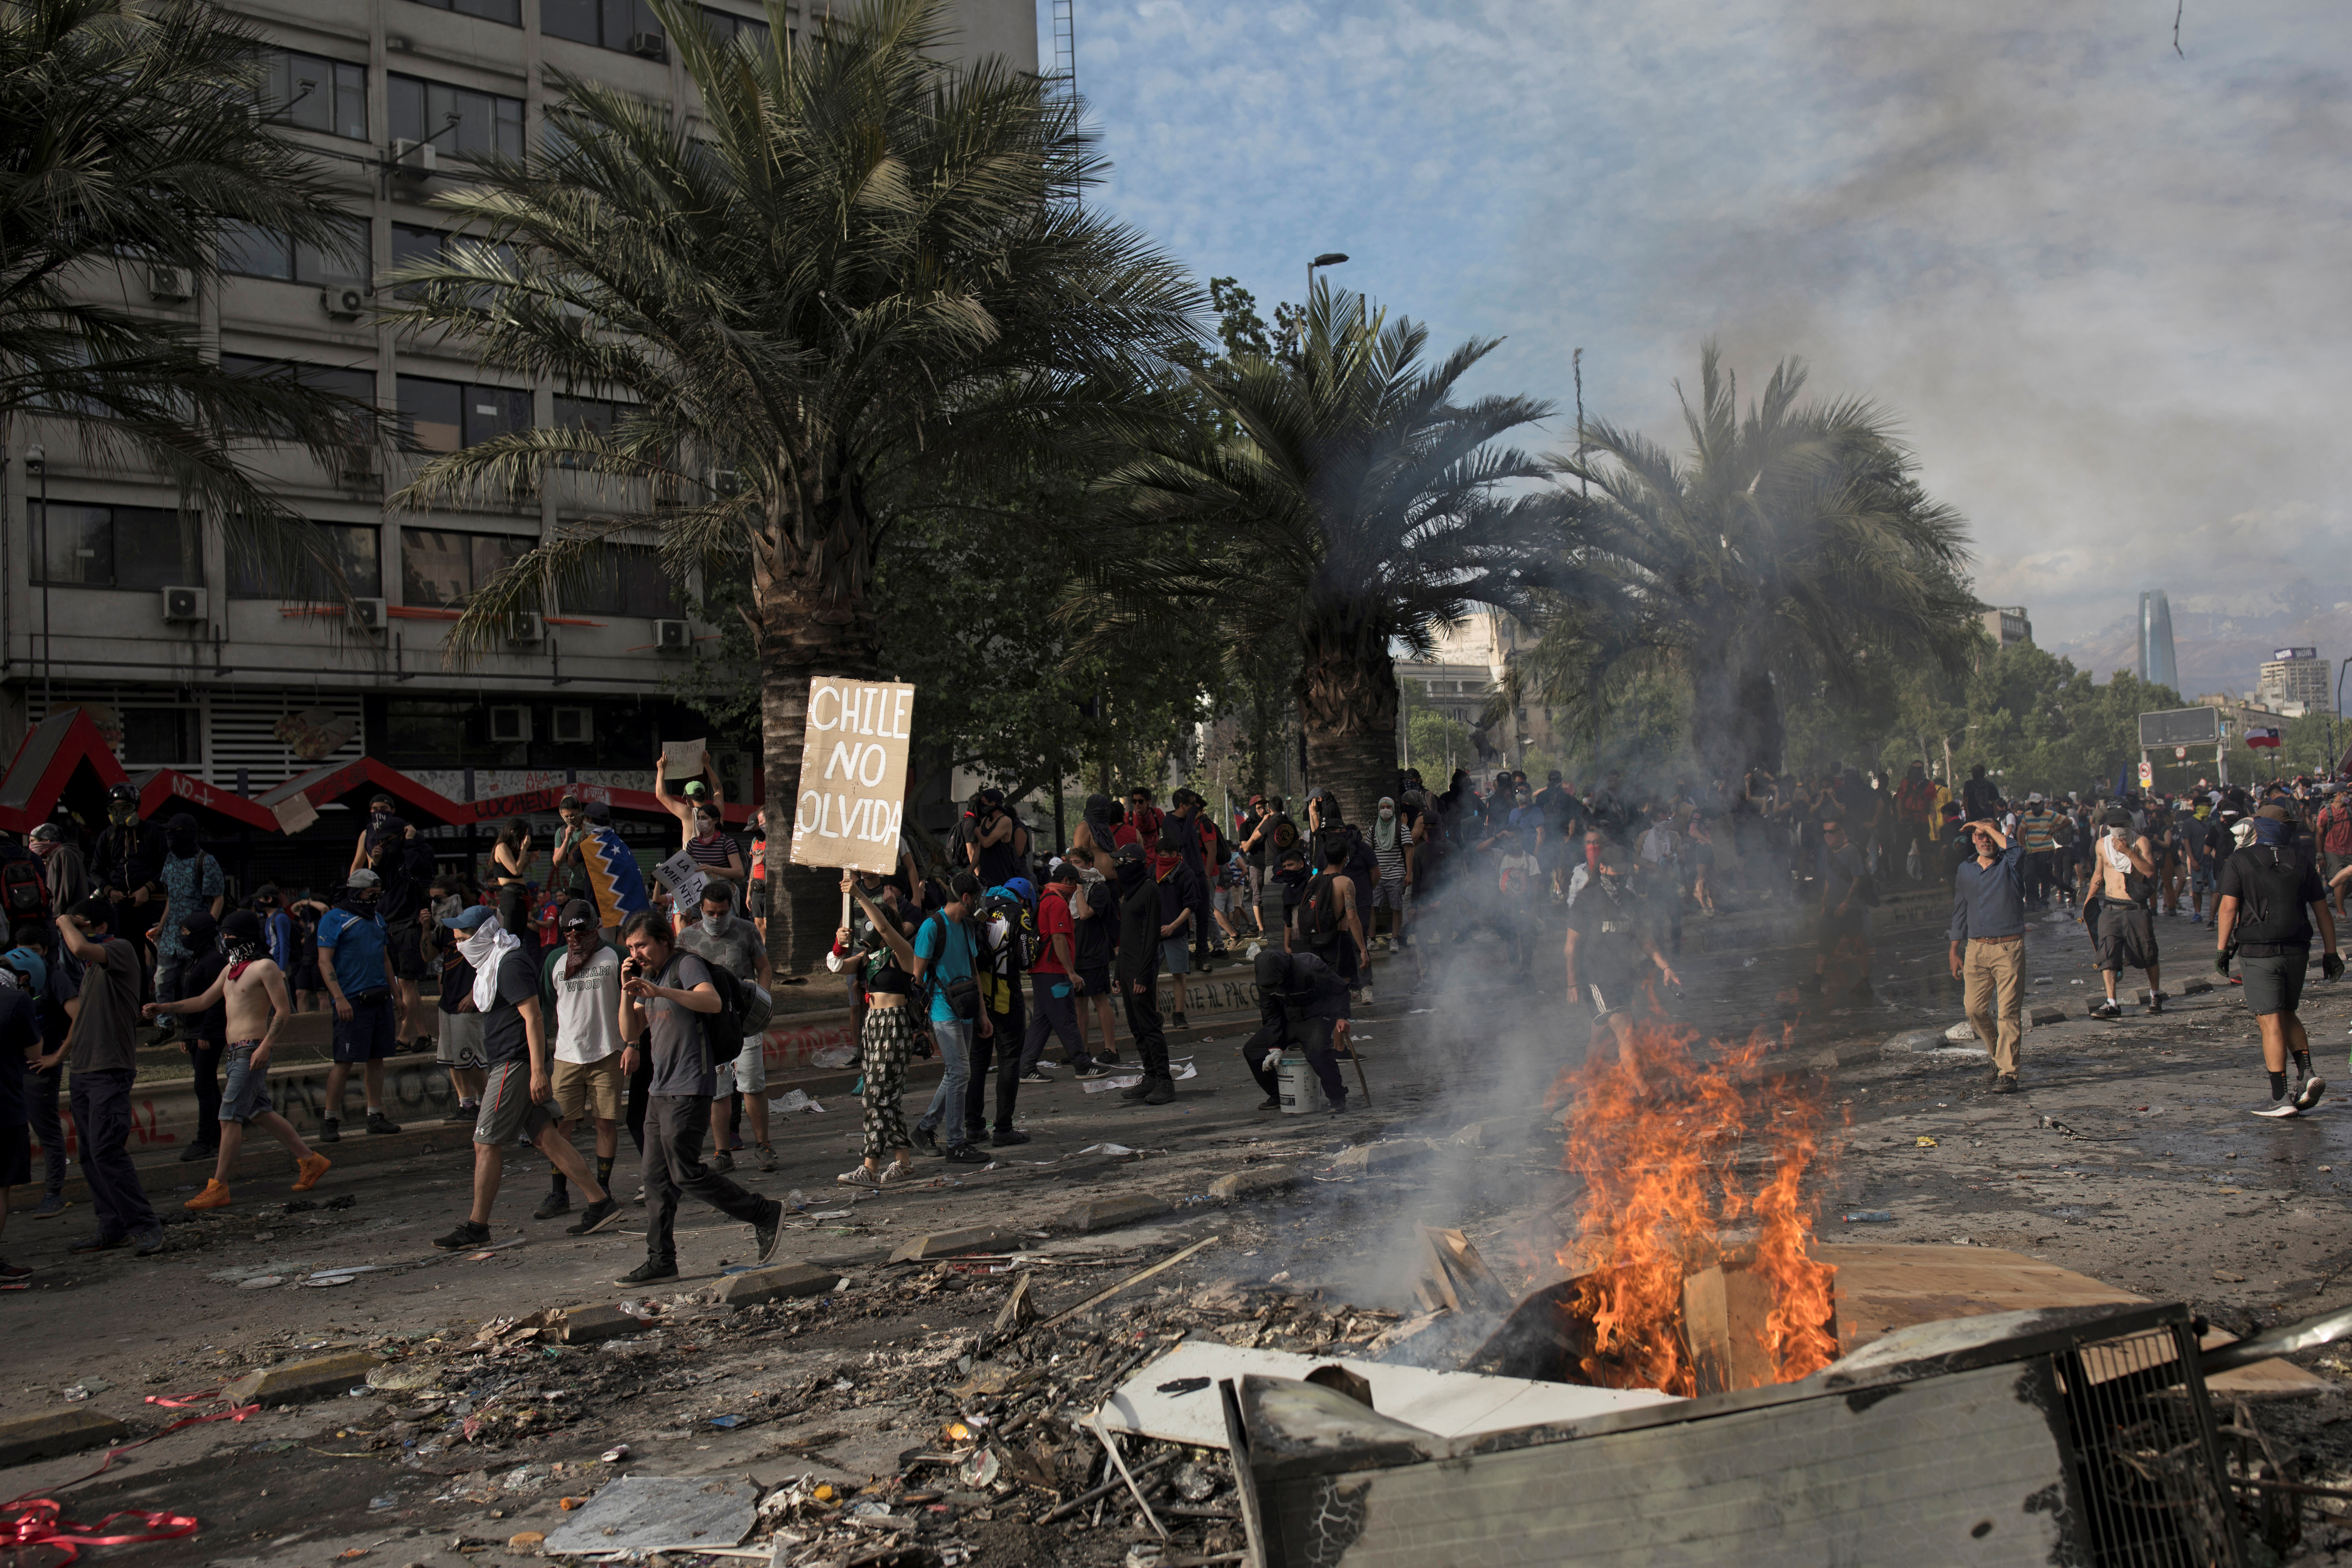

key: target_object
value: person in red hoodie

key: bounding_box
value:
[1113,789,1165,855]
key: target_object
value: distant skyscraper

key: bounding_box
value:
[2138,590,2178,692]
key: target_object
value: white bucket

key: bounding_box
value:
[1279,1051,1315,1114]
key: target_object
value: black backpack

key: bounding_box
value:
[976,893,1035,975]
[690,957,749,1059]
[0,853,48,921]
[1298,874,1345,958]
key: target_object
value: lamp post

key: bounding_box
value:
[1306,251,1348,305]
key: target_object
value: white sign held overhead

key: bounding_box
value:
[789,677,915,875]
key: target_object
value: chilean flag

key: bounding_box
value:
[2247,727,2282,749]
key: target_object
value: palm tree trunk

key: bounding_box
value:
[1691,637,1785,782]
[1299,624,1402,829]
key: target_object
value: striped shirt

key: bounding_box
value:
[687,831,738,871]
[1373,820,1413,882]
[2018,810,2058,853]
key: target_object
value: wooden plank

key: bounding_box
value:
[1681,1266,1732,1395]
[2201,1328,2334,1398]
[1821,1243,2142,1352]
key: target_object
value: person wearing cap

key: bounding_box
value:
[2084,807,2165,1022]
[315,868,402,1141]
[2017,794,2060,912]
[49,897,162,1255]
[1949,817,2029,1092]
[27,821,87,912]
[152,814,223,1043]
[435,908,621,1250]
[539,899,628,1213]
[2230,804,2340,1116]
[90,782,166,987]
[147,910,331,1211]
[425,877,489,1126]
[657,748,748,889]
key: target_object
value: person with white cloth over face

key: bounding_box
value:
[433,907,622,1251]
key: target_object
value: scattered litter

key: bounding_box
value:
[767,1089,825,1115]
[537,1474,756,1557]
[369,1493,400,1511]
[955,1448,1000,1488]
[808,1045,857,1069]
[238,1275,285,1290]
[708,1414,745,1429]
[62,1378,109,1401]
[1914,1136,1938,1148]
[601,1445,630,1463]
[1083,1064,1198,1094]
[1842,1211,1895,1224]
[303,1275,356,1288]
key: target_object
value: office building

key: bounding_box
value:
[1980,606,2032,648]
[2138,590,2178,693]
[2258,647,2331,718]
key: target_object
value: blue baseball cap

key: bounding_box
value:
[451,905,498,931]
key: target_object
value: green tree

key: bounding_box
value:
[384,0,1198,971]
[1,0,377,579]
[1090,281,1560,827]
[1522,345,1980,784]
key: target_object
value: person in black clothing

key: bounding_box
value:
[9,923,75,1218]
[1562,841,1680,1089]
[172,911,229,1167]
[1167,790,1217,964]
[1960,764,2002,824]
[370,818,438,1052]
[965,789,1028,888]
[1241,950,1351,1113]
[89,781,166,995]
[1110,844,1174,1104]
[0,958,40,1281]
[2227,804,2343,1116]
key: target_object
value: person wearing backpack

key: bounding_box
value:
[678,882,775,1176]
[2231,805,2341,1116]
[1296,838,1368,991]
[965,879,1035,1147]
[909,872,990,1164]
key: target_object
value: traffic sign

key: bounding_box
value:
[2138,761,2154,788]
[2175,747,2187,760]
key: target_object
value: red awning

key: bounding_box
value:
[254,757,470,832]
[132,768,280,835]
[0,710,130,834]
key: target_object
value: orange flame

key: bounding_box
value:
[1550,1018,1839,1395]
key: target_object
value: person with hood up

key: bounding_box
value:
[435,907,621,1250]
[1253,816,1304,943]
[149,910,331,1211]
[1241,950,1351,1113]
[1072,793,1124,860]
[152,814,223,1040]
[1111,844,1176,1104]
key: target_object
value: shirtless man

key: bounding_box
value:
[149,910,332,1210]
[2084,807,2165,1018]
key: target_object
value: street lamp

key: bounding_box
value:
[1306,251,1348,303]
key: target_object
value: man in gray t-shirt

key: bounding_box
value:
[55,899,160,1252]
[677,884,775,1173]
[617,911,780,1286]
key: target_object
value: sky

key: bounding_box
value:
[1038,0,2352,654]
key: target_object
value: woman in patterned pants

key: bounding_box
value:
[834,877,920,1190]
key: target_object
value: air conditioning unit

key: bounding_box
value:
[551,705,593,744]
[489,705,532,743]
[654,618,691,652]
[321,285,369,321]
[160,585,208,622]
[626,30,666,58]
[389,138,438,182]
[349,597,387,631]
[148,267,195,304]
[507,610,546,643]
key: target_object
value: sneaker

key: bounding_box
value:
[709,1149,734,1174]
[753,1199,786,1264]
[533,1191,571,1221]
[2252,1095,2301,1119]
[1992,1074,2019,1094]
[1142,1078,1175,1106]
[568,1198,623,1236]
[444,1104,477,1124]
[942,1143,988,1164]
[1072,1065,1111,1082]
[909,1126,939,1154]
[1171,1014,1190,1029]
[317,1119,341,1144]
[990,1128,1033,1148]
[2089,1000,2122,1020]
[1096,1052,1120,1064]
[836,1164,882,1189]
[632,1186,646,1206]
[30,1195,66,1219]
[1326,1097,1351,1115]
[131,1227,165,1257]
[292,1153,331,1192]
[1118,1080,1154,1101]
[0,1259,31,1282]
[877,1160,913,1186]
[365,1110,401,1135]
[1259,1095,1280,1111]
[67,1232,123,1255]
[2148,992,2168,1015]
[433,1220,492,1251]
[756,1143,778,1173]
[1017,1071,1053,1085]
[184,1179,232,1211]
[2298,1075,2329,1112]
[178,1141,217,1164]
[615,1259,679,1286]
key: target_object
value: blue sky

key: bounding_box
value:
[1036,0,2352,648]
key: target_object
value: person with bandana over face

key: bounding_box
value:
[1111,844,1176,1104]
[658,748,748,889]
[425,877,489,1124]
[678,881,774,1174]
[2084,808,2165,1021]
[90,782,166,990]
[1563,839,1682,1093]
[1241,950,1352,1114]
[434,906,622,1250]
[151,814,223,1040]
[315,868,401,1142]
[349,792,405,876]
[150,910,331,1212]
[2227,804,2343,1116]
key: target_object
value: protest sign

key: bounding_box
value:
[788,677,914,876]
[652,849,707,911]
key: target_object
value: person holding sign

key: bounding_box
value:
[657,748,747,888]
[830,874,920,1188]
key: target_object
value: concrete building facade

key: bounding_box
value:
[2257,647,2331,718]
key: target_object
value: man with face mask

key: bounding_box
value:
[152,814,223,1042]
[349,793,398,877]
[425,879,488,1125]
[677,882,774,1174]
[315,868,401,1142]
[1242,950,1351,1113]
[658,749,748,890]
[1564,840,1682,1092]
[2225,805,2341,1116]
[2084,808,2164,1020]
[539,899,628,1210]
[90,784,166,990]
[1111,844,1176,1104]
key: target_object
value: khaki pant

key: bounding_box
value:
[1963,938,2025,1075]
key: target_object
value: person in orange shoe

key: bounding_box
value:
[147,911,327,1209]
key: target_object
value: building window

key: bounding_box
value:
[33,503,199,590]
[121,708,196,766]
[396,376,531,453]
[228,522,382,601]
[220,355,376,406]
[700,6,771,48]
[388,74,525,160]
[221,215,369,283]
[401,528,534,608]
[568,543,681,618]
[382,699,469,759]
[260,50,369,140]
[403,0,522,26]
[542,0,669,55]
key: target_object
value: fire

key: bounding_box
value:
[1550,1019,1840,1396]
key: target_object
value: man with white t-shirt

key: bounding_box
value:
[535,899,626,1218]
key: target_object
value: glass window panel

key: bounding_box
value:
[471,534,533,593]
[284,52,334,133]
[737,15,769,48]
[229,522,380,600]
[453,0,522,22]
[601,0,631,47]
[542,0,598,43]
[463,384,532,447]
[261,50,293,116]
[402,528,472,607]
[552,394,616,435]
[494,95,524,156]
[294,215,368,284]
[121,709,194,766]
[113,506,199,591]
[623,555,683,618]
[387,74,425,145]
[396,375,463,453]
[334,62,369,140]
[221,220,292,280]
[35,503,110,585]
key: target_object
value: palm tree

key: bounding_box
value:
[1521,345,1978,785]
[1,0,377,574]
[382,0,1198,972]
[1092,282,1560,827]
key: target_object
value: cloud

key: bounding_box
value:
[1066,0,2352,647]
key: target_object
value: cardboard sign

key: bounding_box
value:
[653,849,707,911]
[789,677,914,875]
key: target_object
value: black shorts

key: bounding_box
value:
[385,917,429,981]
[0,1121,27,1188]
[2241,951,2309,1018]
[2093,903,2159,972]
[1075,965,1112,997]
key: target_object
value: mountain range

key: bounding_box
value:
[2046,586,2352,706]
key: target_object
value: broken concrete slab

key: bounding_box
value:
[1878,1028,1950,1057]
[2182,975,2214,995]
[1330,1139,1436,1176]
[888,1226,1013,1263]
[225,1350,382,1408]
[0,1408,130,1468]
[1208,1168,1298,1202]
[560,1305,654,1345]
[1944,1020,1979,1043]
[1058,1194,1170,1233]
[539,1474,756,1557]
[2028,1005,2066,1026]
[717,1262,839,1307]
